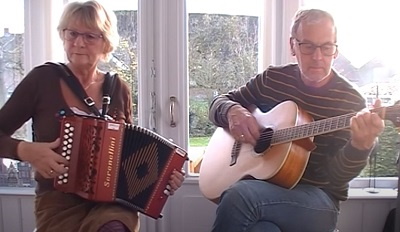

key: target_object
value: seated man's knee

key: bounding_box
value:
[220,181,251,205]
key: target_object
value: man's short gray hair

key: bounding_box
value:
[290,8,337,40]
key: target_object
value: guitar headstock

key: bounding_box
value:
[376,102,400,128]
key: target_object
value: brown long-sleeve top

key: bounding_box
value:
[209,64,373,201]
[0,63,132,194]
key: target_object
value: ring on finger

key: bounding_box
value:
[49,169,54,175]
[239,134,245,140]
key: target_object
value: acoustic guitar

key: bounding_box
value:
[199,100,399,203]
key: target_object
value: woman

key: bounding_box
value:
[0,1,184,231]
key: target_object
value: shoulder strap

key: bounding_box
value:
[101,72,117,117]
[45,62,101,117]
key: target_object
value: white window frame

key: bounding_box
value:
[1,0,396,198]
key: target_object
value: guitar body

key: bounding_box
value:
[199,101,315,202]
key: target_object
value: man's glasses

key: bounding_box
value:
[63,29,103,44]
[294,39,338,56]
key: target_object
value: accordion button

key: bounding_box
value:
[57,180,63,185]
[66,156,71,160]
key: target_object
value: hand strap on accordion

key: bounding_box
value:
[45,62,116,118]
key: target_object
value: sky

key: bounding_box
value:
[0,0,24,36]
[304,0,400,70]
[2,0,399,70]
[0,0,261,35]
[99,0,262,15]
[1,0,399,86]
[187,0,262,15]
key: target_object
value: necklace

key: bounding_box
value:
[83,73,103,90]
[83,81,97,90]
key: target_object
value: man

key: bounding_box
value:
[208,8,384,232]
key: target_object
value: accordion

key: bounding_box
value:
[54,113,188,219]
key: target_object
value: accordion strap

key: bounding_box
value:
[46,62,115,118]
[101,72,117,117]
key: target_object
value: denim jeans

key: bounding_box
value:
[211,180,339,232]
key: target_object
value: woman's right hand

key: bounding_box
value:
[17,138,69,179]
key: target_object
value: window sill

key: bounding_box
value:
[0,187,35,196]
[185,176,399,200]
[348,188,397,200]
[0,177,397,200]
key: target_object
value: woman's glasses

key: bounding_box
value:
[63,29,103,44]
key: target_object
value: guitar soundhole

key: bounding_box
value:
[254,127,273,154]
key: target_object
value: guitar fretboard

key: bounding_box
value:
[270,105,399,145]
[271,113,355,144]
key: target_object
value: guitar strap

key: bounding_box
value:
[45,62,116,118]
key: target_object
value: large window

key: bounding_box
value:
[302,0,400,178]
[1,0,397,189]
[187,0,400,180]
[186,0,263,174]
[0,0,139,188]
[0,0,29,187]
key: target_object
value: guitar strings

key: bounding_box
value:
[255,104,399,146]
[257,114,354,145]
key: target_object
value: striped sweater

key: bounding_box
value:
[209,64,372,201]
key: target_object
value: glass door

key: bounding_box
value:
[0,0,26,187]
[186,0,264,175]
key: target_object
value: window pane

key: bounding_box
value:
[302,0,400,177]
[97,0,139,124]
[187,0,263,174]
[0,0,139,188]
[0,0,31,187]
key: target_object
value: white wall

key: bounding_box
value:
[0,186,396,232]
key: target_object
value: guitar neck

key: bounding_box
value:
[271,105,396,145]
[271,113,355,145]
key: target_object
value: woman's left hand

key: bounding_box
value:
[166,169,185,196]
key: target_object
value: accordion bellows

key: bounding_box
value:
[54,114,188,219]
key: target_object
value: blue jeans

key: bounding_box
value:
[211,180,339,232]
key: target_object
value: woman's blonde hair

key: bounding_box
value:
[57,0,119,61]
